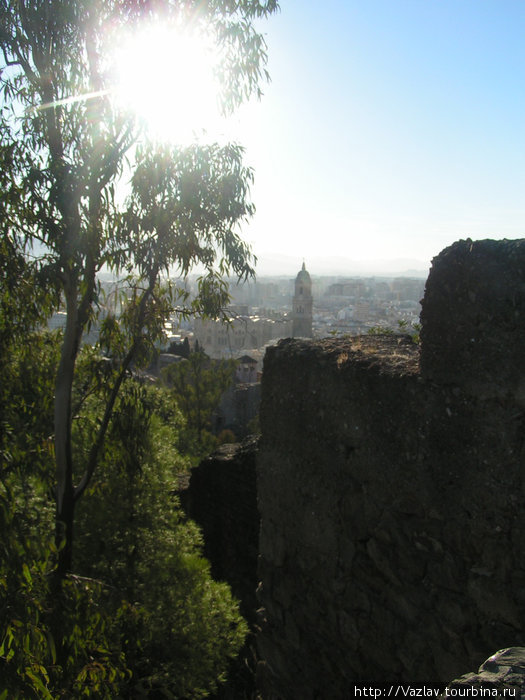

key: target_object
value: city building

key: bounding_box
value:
[193,314,292,358]
[292,262,313,338]
[235,355,258,383]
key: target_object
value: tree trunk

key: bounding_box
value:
[54,282,80,576]
[56,480,75,577]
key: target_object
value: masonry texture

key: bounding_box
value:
[256,239,525,698]
[182,438,259,620]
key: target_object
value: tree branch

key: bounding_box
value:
[74,264,161,502]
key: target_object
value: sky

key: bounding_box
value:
[227,0,525,276]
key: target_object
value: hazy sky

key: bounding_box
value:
[229,0,525,274]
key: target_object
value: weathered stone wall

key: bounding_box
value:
[256,240,525,698]
[420,238,525,397]
[182,438,259,619]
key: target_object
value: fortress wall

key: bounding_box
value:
[420,238,525,396]
[182,439,259,620]
[256,240,525,698]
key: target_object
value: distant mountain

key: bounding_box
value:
[254,252,430,278]
[98,254,430,281]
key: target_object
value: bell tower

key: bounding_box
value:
[292,262,313,338]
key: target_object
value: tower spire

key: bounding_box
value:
[292,262,313,338]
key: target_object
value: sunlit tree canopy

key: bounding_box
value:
[0,0,278,576]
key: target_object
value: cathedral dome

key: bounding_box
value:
[296,262,311,284]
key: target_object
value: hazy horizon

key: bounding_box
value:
[252,250,430,278]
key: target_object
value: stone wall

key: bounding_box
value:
[182,438,259,620]
[256,240,525,698]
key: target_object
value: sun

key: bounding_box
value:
[112,23,226,143]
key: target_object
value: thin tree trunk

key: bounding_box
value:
[56,480,75,578]
[54,281,80,577]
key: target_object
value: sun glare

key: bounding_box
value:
[112,24,226,143]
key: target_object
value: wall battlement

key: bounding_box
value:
[420,238,525,397]
[256,240,525,698]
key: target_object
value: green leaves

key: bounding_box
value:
[1,1,273,693]
[1,339,246,697]
[72,377,247,697]
[21,563,32,585]
[0,485,135,698]
[162,348,236,459]
[119,141,256,282]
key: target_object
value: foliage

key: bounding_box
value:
[0,236,56,362]
[217,428,237,445]
[367,319,421,343]
[410,322,422,344]
[74,379,248,698]
[0,331,58,496]
[0,485,137,699]
[168,336,191,358]
[162,350,236,460]
[0,0,275,691]
[366,326,395,336]
[1,339,248,697]
[0,335,128,697]
[0,0,278,575]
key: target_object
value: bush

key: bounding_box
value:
[0,489,133,699]
[1,342,248,698]
[74,381,248,697]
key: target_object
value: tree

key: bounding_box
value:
[0,333,135,697]
[0,0,278,575]
[162,349,236,459]
[0,342,248,696]
[167,336,191,358]
[73,380,248,697]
